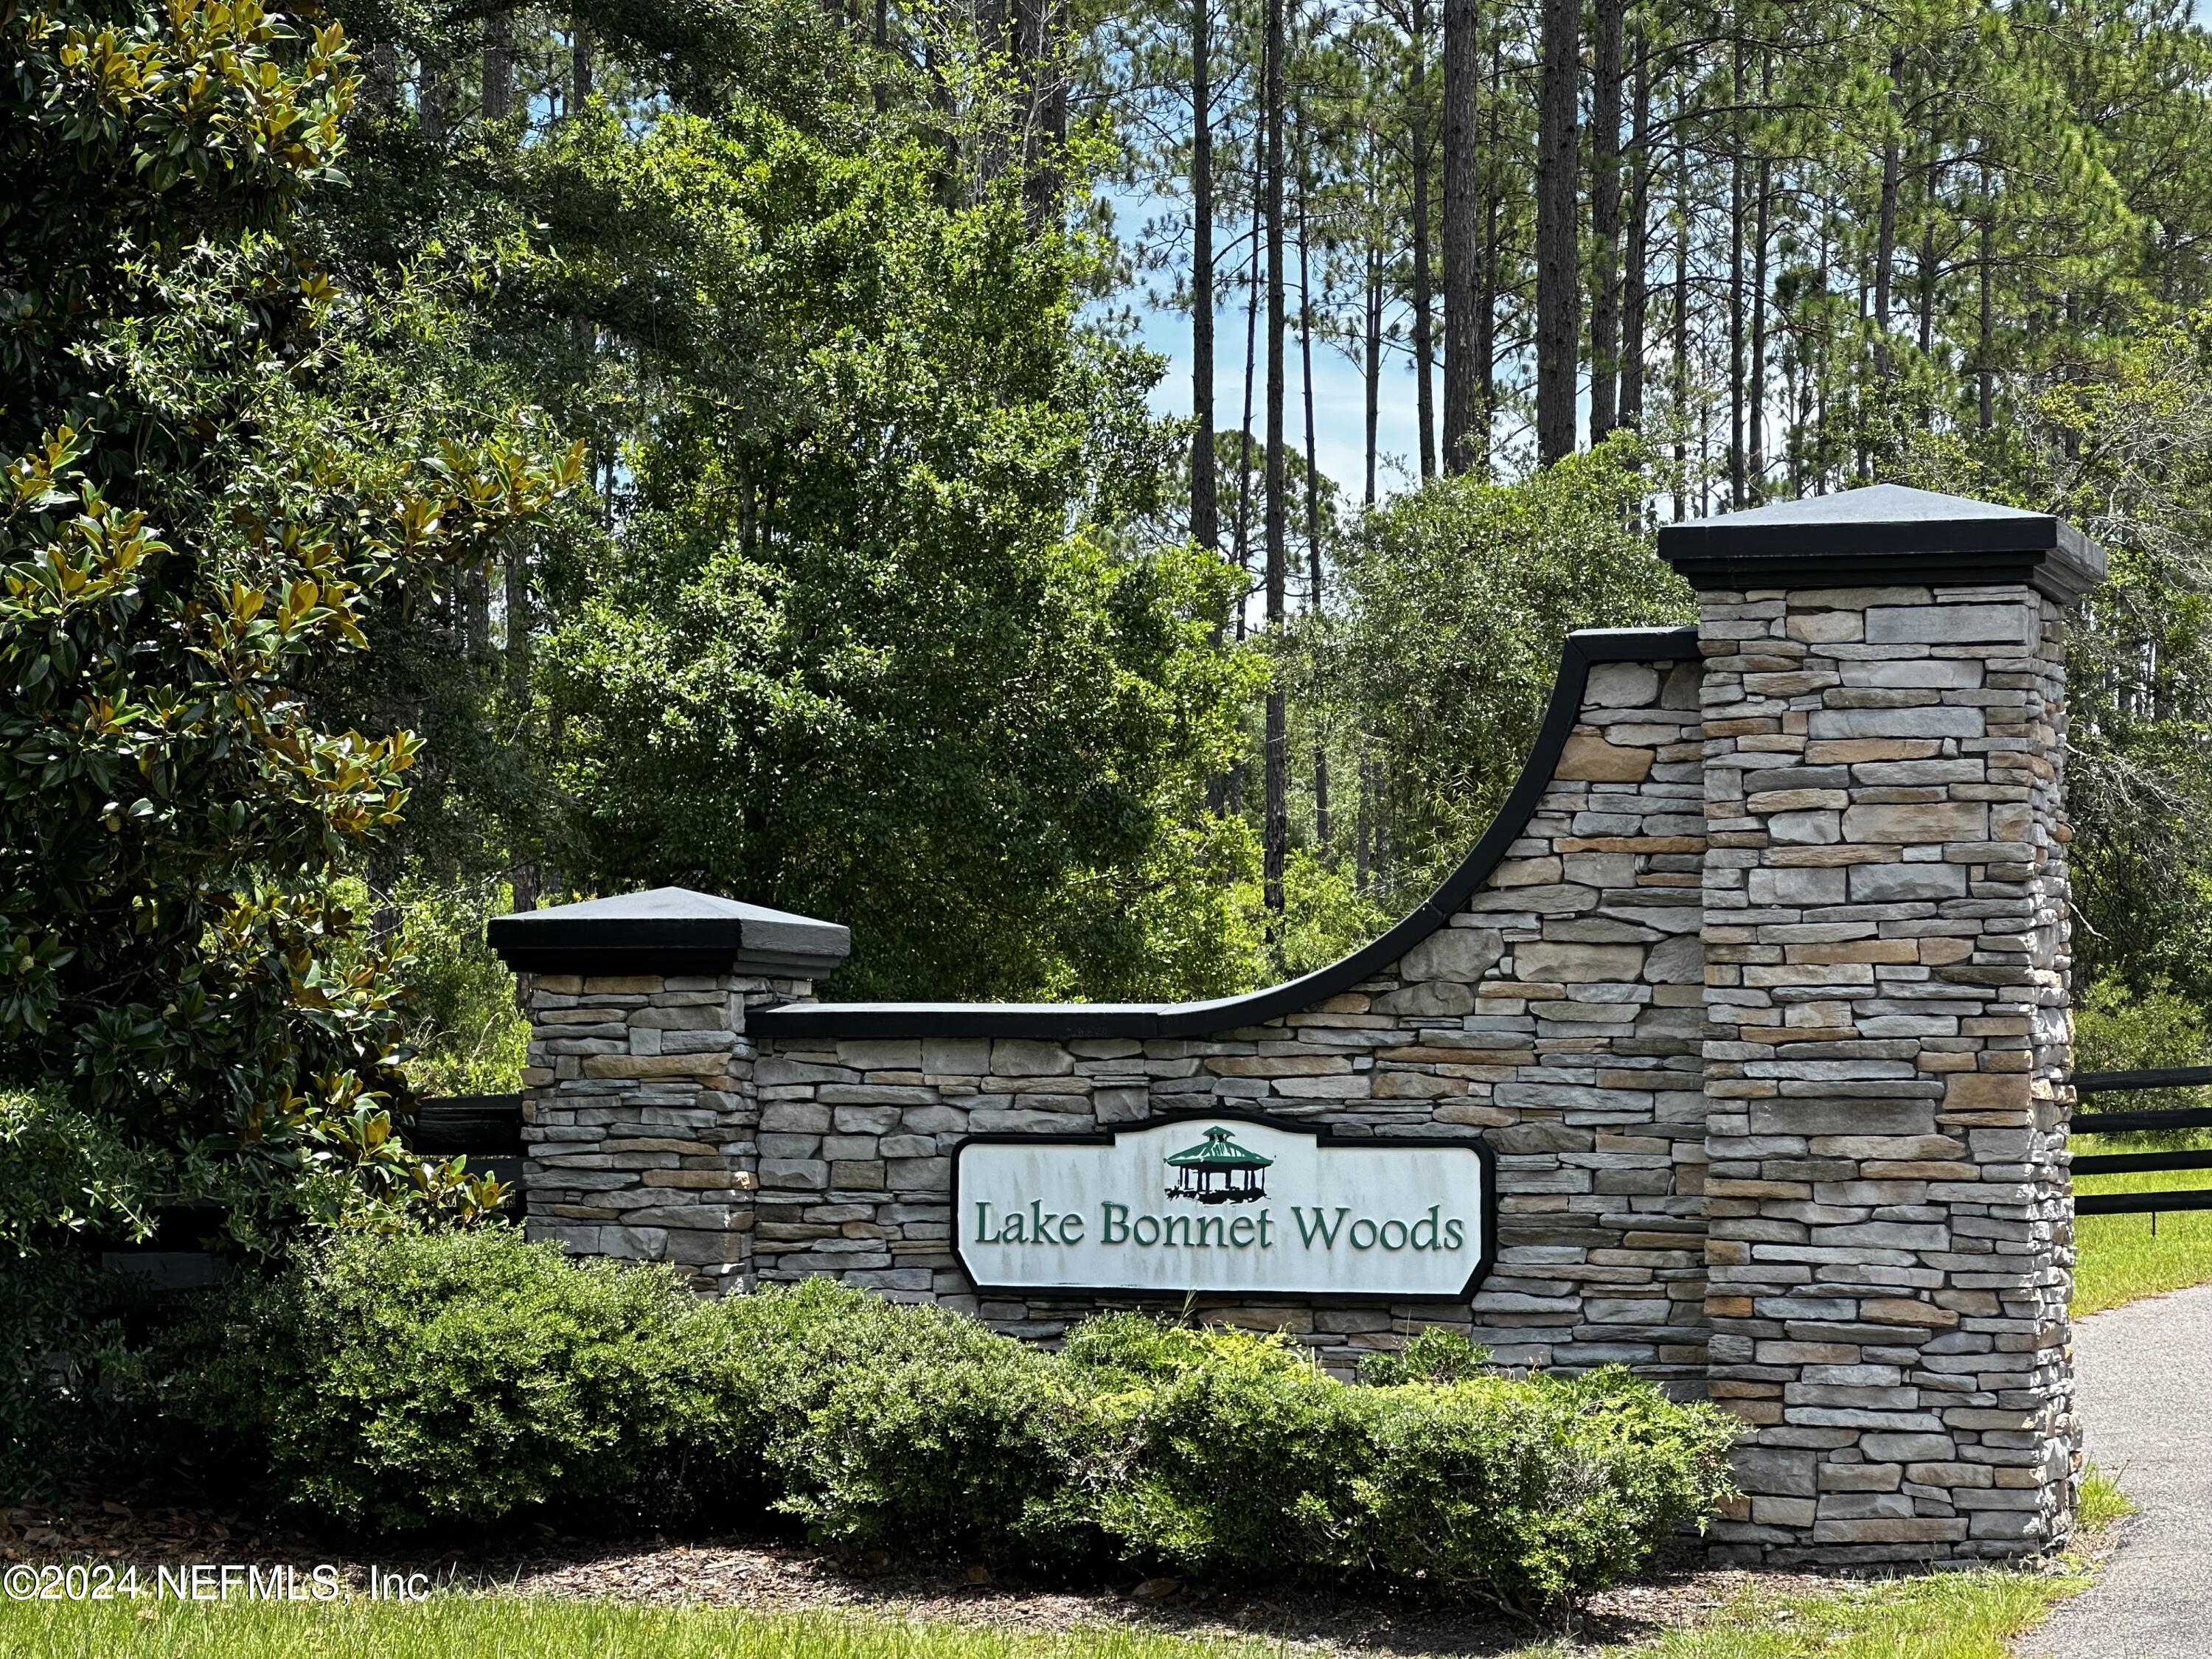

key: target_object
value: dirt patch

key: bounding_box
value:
[0,1496,1840,1656]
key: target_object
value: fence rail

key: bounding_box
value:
[2072,1066,2212,1217]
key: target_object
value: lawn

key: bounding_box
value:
[0,1576,2103,1659]
[0,1490,2128,1659]
[2071,1133,2212,1316]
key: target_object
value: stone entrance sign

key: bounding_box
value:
[489,482,2105,1569]
[952,1114,1494,1298]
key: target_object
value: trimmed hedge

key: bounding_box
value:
[156,1228,1738,1608]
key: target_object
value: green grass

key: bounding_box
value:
[1641,1568,2089,1659]
[2079,1464,2134,1530]
[0,1577,2104,1659]
[0,1602,1287,1659]
[2072,1131,2212,1316]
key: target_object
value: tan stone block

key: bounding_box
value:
[1805,740,1944,764]
[1748,788,1850,813]
[582,975,664,994]
[1205,1054,1349,1077]
[1557,733,1655,782]
[1944,1071,2031,1110]
[1918,938,1975,965]
[1490,855,1565,887]
[1433,1101,1513,1126]
[581,1054,725,1079]
[1917,1052,1979,1072]
[1373,1071,1461,1099]
[1787,611,1865,642]
[1514,942,1646,981]
[1840,801,1989,844]
[644,1170,737,1189]
[1860,1297,1961,1329]
[1793,941,1919,965]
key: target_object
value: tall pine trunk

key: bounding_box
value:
[1672,100,1690,519]
[1440,0,1478,472]
[483,10,514,122]
[1410,0,1436,479]
[1874,46,1903,379]
[1534,0,1579,463]
[1365,232,1382,504]
[1620,31,1650,429]
[1750,69,1770,500]
[571,26,594,108]
[1191,0,1218,556]
[1727,51,1745,509]
[1588,0,1624,442]
[1978,189,1994,431]
[1264,0,1288,920]
[1299,148,1327,850]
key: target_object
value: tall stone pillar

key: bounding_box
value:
[487,888,849,1295]
[1661,486,2104,1565]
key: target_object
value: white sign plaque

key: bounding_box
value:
[951,1114,1494,1299]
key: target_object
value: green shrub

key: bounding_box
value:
[0,1252,157,1503]
[1062,1315,1366,1574]
[1352,1367,1741,1609]
[1062,1318,1733,1601]
[1355,1326,1492,1387]
[149,1239,1736,1605]
[1,1088,172,1500]
[384,873,531,1097]
[156,1228,737,1533]
[717,1281,1093,1565]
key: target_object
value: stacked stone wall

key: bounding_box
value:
[504,492,2099,1571]
[740,644,1711,1377]
[518,972,804,1295]
[1694,584,2078,1565]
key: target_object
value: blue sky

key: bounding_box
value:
[1099,186,1434,507]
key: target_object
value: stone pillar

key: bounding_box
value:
[487,888,850,1295]
[1661,485,2104,1566]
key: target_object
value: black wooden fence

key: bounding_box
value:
[2073,1066,2212,1216]
[407,1092,528,1205]
[91,1093,529,1287]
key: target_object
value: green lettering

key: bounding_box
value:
[1032,1200,1054,1242]
[1061,1212,1085,1245]
[1293,1206,1349,1248]
[1102,1203,1130,1245]
[1002,1211,1026,1244]
[1228,1215,1256,1248]
[1348,1217,1378,1250]
[973,1202,994,1242]
[1164,1214,1192,1248]
[1196,1216,1225,1248]
[1411,1206,1440,1251]
[1444,1218,1466,1251]
[1258,1209,1273,1248]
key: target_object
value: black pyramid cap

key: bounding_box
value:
[1656,483,2105,602]
[487,886,851,978]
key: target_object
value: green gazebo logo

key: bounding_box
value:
[1164,1125,1271,1205]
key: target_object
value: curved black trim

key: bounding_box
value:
[946,1109,1499,1304]
[751,625,1700,1042]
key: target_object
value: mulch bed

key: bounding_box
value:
[0,1494,1845,1655]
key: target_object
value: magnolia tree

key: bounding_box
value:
[0,0,578,1246]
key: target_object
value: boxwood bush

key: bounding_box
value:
[155,1228,1737,1608]
[155,1229,745,1532]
